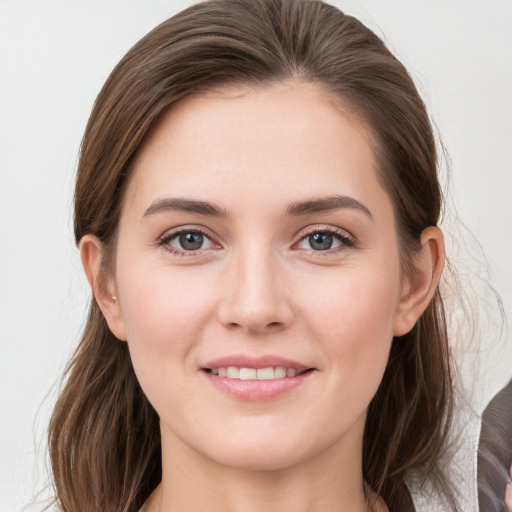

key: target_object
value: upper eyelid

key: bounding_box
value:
[295,224,355,242]
[159,225,218,242]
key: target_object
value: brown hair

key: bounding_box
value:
[49,0,456,510]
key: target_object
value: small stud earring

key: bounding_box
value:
[112,295,117,300]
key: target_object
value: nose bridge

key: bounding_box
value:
[219,238,292,333]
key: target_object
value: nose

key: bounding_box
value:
[217,246,294,335]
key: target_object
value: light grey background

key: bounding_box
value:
[1,1,511,511]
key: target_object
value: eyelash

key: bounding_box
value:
[295,226,355,254]
[158,227,218,257]
[157,225,355,256]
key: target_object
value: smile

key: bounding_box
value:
[201,355,315,400]
[207,366,306,380]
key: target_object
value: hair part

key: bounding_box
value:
[49,1,457,510]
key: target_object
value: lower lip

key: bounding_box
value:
[203,370,313,400]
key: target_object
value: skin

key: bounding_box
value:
[507,463,512,511]
[81,80,444,512]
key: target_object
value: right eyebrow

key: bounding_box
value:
[142,197,230,221]
[284,195,373,220]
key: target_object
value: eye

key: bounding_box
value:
[296,229,353,252]
[159,229,217,254]
[174,232,207,251]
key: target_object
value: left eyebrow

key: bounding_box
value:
[284,195,373,220]
[142,197,230,220]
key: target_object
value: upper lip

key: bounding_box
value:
[202,354,311,371]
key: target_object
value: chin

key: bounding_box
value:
[199,430,329,473]
[212,447,308,472]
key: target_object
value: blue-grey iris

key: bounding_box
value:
[309,233,333,250]
[180,232,203,250]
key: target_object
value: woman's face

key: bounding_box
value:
[108,81,414,471]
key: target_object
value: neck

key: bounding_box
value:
[147,415,387,512]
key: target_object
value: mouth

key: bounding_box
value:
[203,366,313,380]
[201,355,316,400]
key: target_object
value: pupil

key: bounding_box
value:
[180,232,203,250]
[309,233,333,250]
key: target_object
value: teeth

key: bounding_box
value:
[210,366,302,380]
[226,366,239,379]
[240,368,257,380]
[274,367,287,379]
[257,367,275,380]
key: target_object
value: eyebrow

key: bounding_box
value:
[285,195,373,219]
[142,194,373,221]
[142,197,230,219]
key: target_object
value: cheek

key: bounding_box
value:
[304,262,400,340]
[301,265,401,404]
[116,264,218,377]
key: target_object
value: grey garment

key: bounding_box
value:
[478,379,512,512]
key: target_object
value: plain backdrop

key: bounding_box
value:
[1,1,511,511]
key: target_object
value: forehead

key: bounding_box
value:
[124,80,392,220]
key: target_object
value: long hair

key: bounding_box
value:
[49,1,456,510]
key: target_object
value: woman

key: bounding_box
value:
[47,0,490,510]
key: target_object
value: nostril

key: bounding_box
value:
[225,321,282,332]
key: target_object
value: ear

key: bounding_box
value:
[80,234,127,341]
[393,226,445,337]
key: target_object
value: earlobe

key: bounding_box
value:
[79,234,127,341]
[393,226,445,337]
